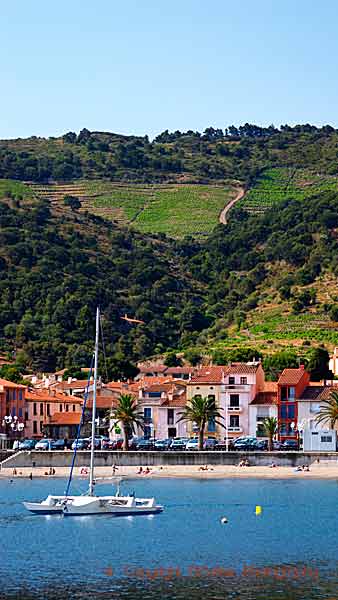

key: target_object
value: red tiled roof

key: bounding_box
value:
[190,366,228,384]
[25,389,83,404]
[87,396,118,409]
[54,379,94,389]
[44,412,81,426]
[161,394,187,407]
[165,367,194,375]
[0,378,26,389]
[228,362,261,374]
[278,368,307,385]
[251,382,278,405]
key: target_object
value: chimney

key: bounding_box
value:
[67,377,72,384]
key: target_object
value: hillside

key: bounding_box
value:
[2,124,338,373]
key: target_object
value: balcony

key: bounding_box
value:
[223,384,250,391]
[228,426,243,433]
[227,405,242,412]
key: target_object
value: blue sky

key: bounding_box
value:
[1,0,338,139]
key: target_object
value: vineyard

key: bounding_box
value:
[239,168,338,213]
[27,181,238,238]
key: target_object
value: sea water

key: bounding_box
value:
[0,476,337,599]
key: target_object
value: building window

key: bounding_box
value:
[40,422,43,433]
[47,404,50,416]
[66,405,69,412]
[230,415,239,428]
[33,403,37,416]
[208,394,215,403]
[281,387,288,401]
[19,390,23,402]
[13,390,16,401]
[280,404,295,419]
[240,377,247,385]
[40,403,43,416]
[289,387,295,399]
[18,408,23,418]
[59,404,63,412]
[230,394,239,407]
[33,421,37,434]
[73,405,76,412]
[229,377,235,385]
[144,407,152,421]
[24,411,28,421]
[208,418,216,432]
[11,407,16,417]
[167,409,174,425]
[321,436,332,443]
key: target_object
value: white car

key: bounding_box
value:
[186,438,199,450]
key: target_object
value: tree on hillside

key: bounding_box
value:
[110,394,144,450]
[164,351,182,367]
[307,347,333,381]
[64,195,81,210]
[263,350,300,381]
[178,395,224,450]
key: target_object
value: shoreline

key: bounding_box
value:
[1,464,338,480]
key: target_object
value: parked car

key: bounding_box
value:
[18,439,37,451]
[50,439,66,450]
[214,440,235,451]
[71,439,89,450]
[170,438,187,451]
[186,438,199,451]
[102,438,123,450]
[136,439,155,451]
[281,439,299,451]
[272,441,283,450]
[233,437,258,451]
[253,440,268,450]
[203,438,218,450]
[35,439,53,451]
[154,439,172,451]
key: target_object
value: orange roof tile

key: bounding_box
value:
[278,368,307,385]
[25,389,83,404]
[251,382,278,405]
[190,366,228,384]
[44,412,81,426]
[0,378,26,389]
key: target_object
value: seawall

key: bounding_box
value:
[1,450,338,469]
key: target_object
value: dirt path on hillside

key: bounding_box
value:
[219,187,246,225]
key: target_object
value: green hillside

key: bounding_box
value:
[239,168,338,214]
[29,180,239,238]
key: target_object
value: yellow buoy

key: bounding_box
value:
[255,505,262,515]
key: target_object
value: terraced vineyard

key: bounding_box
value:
[29,180,239,238]
[239,168,338,213]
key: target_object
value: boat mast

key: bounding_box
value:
[89,306,100,496]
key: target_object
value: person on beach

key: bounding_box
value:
[244,459,250,467]
[12,468,17,476]
[112,464,118,476]
[269,462,277,468]
[144,467,151,475]
[238,460,245,467]
[137,467,143,475]
[29,472,33,480]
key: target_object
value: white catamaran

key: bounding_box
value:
[23,307,163,516]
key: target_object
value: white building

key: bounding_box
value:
[298,384,338,451]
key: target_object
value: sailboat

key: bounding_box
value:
[23,308,164,516]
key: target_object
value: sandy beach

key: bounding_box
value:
[1,463,338,480]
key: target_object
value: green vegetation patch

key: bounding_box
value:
[240,168,338,213]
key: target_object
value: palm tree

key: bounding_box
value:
[262,417,278,451]
[177,395,224,450]
[315,390,338,429]
[110,394,144,451]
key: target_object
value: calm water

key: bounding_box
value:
[0,476,337,599]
